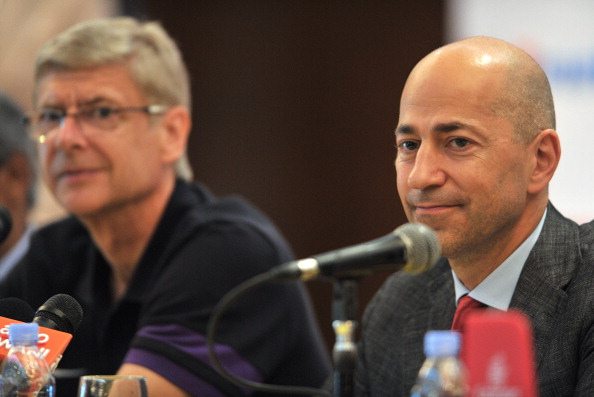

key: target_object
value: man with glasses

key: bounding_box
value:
[0,17,330,396]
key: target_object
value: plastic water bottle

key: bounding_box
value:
[410,330,467,397]
[1,323,56,396]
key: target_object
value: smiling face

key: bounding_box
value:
[35,63,177,219]
[395,44,542,266]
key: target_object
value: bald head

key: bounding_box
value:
[404,36,555,143]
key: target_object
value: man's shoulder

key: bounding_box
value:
[187,182,280,231]
[32,215,89,248]
[540,203,594,262]
[365,258,450,317]
[178,181,294,258]
[578,218,594,247]
[23,216,92,271]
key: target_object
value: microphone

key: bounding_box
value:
[32,294,83,372]
[461,309,538,397]
[205,224,439,395]
[0,297,34,322]
[33,294,83,335]
[269,223,440,280]
[0,206,12,244]
[0,295,83,369]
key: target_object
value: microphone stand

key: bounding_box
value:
[331,278,359,397]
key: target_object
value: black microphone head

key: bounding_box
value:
[33,294,83,334]
[394,223,441,274]
[0,297,35,322]
[0,206,12,245]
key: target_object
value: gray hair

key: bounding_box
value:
[34,17,193,181]
[0,92,37,208]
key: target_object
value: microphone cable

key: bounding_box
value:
[206,270,331,396]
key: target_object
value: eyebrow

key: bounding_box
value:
[78,97,114,107]
[395,121,470,135]
[38,97,113,109]
[395,124,414,135]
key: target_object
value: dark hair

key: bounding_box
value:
[0,92,37,208]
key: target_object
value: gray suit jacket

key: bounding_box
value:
[354,204,594,396]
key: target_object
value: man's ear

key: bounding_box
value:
[159,106,191,165]
[527,129,560,194]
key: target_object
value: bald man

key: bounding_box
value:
[354,37,594,396]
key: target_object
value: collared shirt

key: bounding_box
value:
[0,180,331,396]
[0,224,34,281]
[452,210,547,310]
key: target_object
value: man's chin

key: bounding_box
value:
[430,229,460,258]
[58,197,103,218]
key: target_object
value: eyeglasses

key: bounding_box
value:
[24,104,168,143]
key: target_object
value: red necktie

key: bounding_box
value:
[451,295,485,331]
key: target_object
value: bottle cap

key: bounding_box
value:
[424,330,461,357]
[8,323,39,345]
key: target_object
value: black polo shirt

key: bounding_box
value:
[0,180,331,396]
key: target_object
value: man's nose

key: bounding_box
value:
[53,114,86,147]
[407,144,446,189]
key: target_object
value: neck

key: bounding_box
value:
[81,178,176,299]
[450,202,547,290]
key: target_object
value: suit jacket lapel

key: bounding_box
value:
[396,260,456,393]
[510,204,580,368]
[428,258,457,330]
